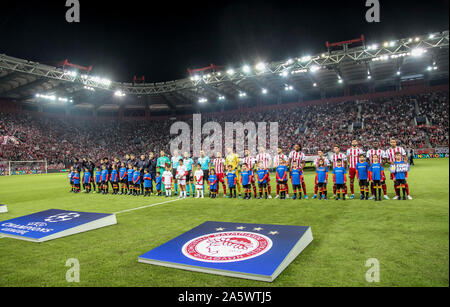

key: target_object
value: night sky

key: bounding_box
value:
[1,0,448,83]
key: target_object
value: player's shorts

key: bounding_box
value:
[395,179,407,186]
[210,188,218,193]
[317,182,327,188]
[243,184,251,189]
[172,169,178,178]
[349,168,357,180]
[196,184,203,190]
[258,182,267,189]
[101,181,107,185]
[277,180,288,185]
[134,183,140,189]
[336,183,346,190]
[178,179,186,186]
[359,179,368,187]
[120,178,127,184]
[202,170,209,181]
[186,170,193,181]
[372,180,381,186]
[292,184,301,190]
[165,184,172,190]
[217,173,225,183]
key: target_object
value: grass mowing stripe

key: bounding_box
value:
[114,198,182,215]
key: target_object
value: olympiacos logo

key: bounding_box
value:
[182,232,273,263]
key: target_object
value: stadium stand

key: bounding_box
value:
[0,90,448,167]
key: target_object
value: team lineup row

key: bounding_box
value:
[68,138,413,201]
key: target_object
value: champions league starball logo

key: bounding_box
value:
[182,232,273,263]
[45,213,81,223]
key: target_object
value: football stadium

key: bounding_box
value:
[0,1,449,290]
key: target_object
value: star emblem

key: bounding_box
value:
[253,227,263,231]
[216,227,225,231]
[269,231,279,235]
[236,226,246,230]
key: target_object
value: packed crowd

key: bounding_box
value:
[0,91,448,166]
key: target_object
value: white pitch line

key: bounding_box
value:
[114,198,182,215]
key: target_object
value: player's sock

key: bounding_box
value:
[276,184,280,196]
[253,185,257,197]
[333,185,336,196]
[191,184,195,196]
[302,182,307,196]
[350,182,354,195]
[382,183,387,195]
[405,183,410,196]
[314,184,318,196]
[268,184,272,196]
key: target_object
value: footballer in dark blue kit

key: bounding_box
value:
[83,168,92,193]
[391,152,411,200]
[209,169,218,199]
[240,164,253,200]
[226,165,238,198]
[127,164,134,195]
[333,159,347,201]
[316,159,329,200]
[275,161,289,199]
[356,154,370,200]
[290,164,303,200]
[119,162,128,195]
[369,154,385,201]
[256,162,269,199]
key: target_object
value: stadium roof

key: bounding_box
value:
[0,30,448,114]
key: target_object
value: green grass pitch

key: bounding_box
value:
[0,159,448,287]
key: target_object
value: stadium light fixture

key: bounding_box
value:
[411,48,426,57]
[242,65,251,73]
[227,69,235,76]
[114,90,126,97]
[261,88,268,95]
[239,92,247,98]
[218,95,226,101]
[313,83,317,87]
[429,34,435,39]
[367,75,372,80]
[198,98,208,103]
[414,37,420,42]
[309,65,320,73]
[284,85,294,91]
[300,56,311,63]
[397,71,401,76]
[280,71,289,77]
[255,62,266,72]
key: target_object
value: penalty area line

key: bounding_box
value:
[114,198,182,215]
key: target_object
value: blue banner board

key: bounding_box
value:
[0,209,117,242]
[139,221,313,282]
